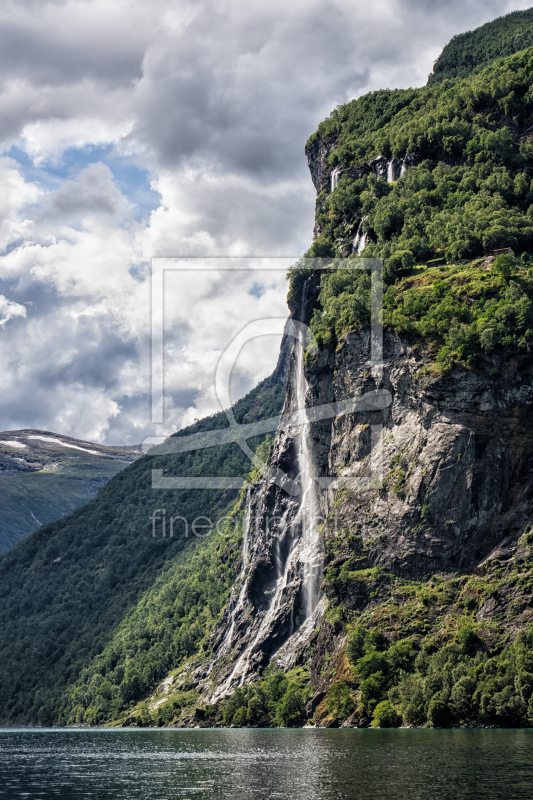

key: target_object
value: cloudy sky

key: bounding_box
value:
[0,0,530,445]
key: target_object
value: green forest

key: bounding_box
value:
[307,254,533,371]
[173,539,533,730]
[220,15,533,729]
[309,47,533,266]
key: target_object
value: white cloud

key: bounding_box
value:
[37,162,133,222]
[0,0,530,443]
[0,294,26,327]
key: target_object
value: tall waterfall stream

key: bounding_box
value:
[212,333,324,697]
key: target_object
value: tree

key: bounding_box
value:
[274,684,305,727]
[326,682,355,721]
[232,706,248,726]
[427,696,455,727]
[371,700,401,728]
[346,627,366,665]
[492,253,517,282]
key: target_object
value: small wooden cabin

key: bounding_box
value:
[488,247,515,257]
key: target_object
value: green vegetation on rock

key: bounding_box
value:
[309,255,533,370]
[340,621,533,729]
[219,667,310,728]
[308,47,533,267]
[5,10,533,732]
[299,41,533,372]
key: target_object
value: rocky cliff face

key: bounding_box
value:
[187,308,533,701]
[188,278,328,699]
[314,330,533,579]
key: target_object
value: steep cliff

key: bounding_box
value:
[0,376,286,726]
[132,250,533,730]
[151,32,533,728]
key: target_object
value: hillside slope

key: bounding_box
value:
[0,431,141,553]
[0,370,286,725]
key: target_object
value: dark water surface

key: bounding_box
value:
[0,727,532,799]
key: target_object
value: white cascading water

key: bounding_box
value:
[400,158,407,176]
[269,340,325,669]
[241,486,252,569]
[214,333,323,694]
[352,219,363,253]
[292,340,322,619]
[387,159,394,183]
[352,217,368,254]
[331,166,341,192]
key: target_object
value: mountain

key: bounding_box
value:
[3,10,533,730]
[0,430,141,554]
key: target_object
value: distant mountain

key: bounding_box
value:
[0,430,141,553]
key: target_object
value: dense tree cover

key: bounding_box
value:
[7,18,533,731]
[202,667,311,728]
[0,375,285,724]
[308,255,533,370]
[117,665,310,729]
[63,513,244,725]
[341,623,533,728]
[429,9,533,83]
[62,437,276,726]
[218,666,309,728]
[214,554,533,729]
[307,47,533,267]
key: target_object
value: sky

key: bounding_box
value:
[0,0,531,445]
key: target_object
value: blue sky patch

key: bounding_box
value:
[6,143,161,223]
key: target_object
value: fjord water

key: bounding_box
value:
[1,729,533,799]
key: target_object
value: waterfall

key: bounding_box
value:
[241,487,252,569]
[400,158,407,176]
[212,327,323,697]
[330,166,341,192]
[357,232,368,254]
[352,219,363,253]
[387,159,394,183]
[292,340,322,619]
[352,217,368,254]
